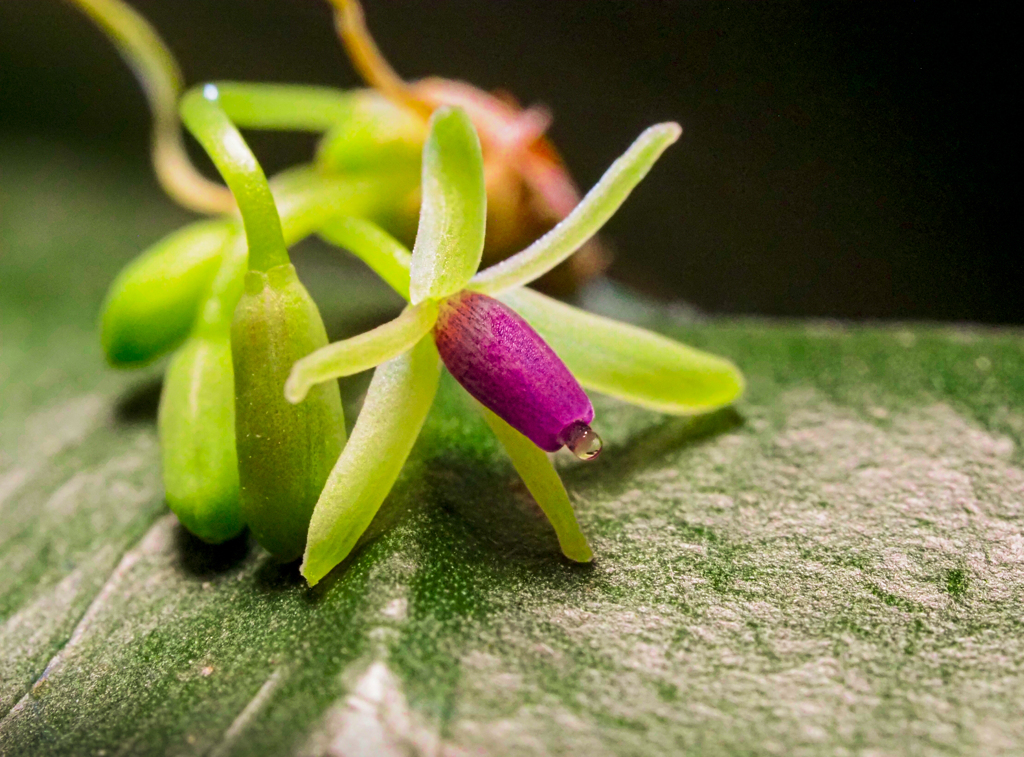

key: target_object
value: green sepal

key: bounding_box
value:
[503,287,745,414]
[157,329,243,543]
[100,219,234,367]
[409,106,487,304]
[478,403,592,562]
[232,263,346,562]
[318,216,413,302]
[302,336,441,586]
[471,122,681,296]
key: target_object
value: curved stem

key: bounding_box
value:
[327,0,433,119]
[65,0,233,214]
[193,168,401,336]
[180,86,289,272]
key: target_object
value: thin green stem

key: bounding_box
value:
[193,167,403,335]
[273,169,408,249]
[180,86,289,272]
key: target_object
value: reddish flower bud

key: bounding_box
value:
[434,291,602,459]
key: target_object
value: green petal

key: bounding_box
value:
[301,337,442,586]
[502,288,745,414]
[471,123,681,295]
[318,216,413,301]
[285,301,438,403]
[409,107,487,304]
[478,404,593,563]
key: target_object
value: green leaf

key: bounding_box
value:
[285,301,438,403]
[7,138,1024,757]
[471,122,681,295]
[503,287,745,414]
[408,107,487,305]
[302,336,442,586]
[477,404,592,562]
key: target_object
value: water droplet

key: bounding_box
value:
[562,422,602,461]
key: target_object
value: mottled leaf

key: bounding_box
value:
[4,139,1024,757]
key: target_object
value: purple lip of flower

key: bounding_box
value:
[434,291,602,459]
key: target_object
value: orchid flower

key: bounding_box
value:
[327,0,609,290]
[288,107,744,586]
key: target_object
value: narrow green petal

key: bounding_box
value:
[502,288,745,414]
[301,337,442,586]
[318,216,412,301]
[478,404,593,563]
[471,123,682,295]
[285,301,438,403]
[409,107,487,304]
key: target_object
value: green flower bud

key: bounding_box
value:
[100,219,233,367]
[232,263,346,561]
[316,91,425,176]
[157,330,243,543]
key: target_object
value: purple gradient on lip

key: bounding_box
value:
[434,291,594,452]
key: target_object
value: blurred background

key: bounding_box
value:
[1,1,1019,323]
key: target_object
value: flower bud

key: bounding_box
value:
[100,220,232,366]
[316,91,426,176]
[433,291,601,458]
[157,330,243,543]
[232,263,346,561]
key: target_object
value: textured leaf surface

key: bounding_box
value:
[3,139,1024,756]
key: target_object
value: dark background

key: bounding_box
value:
[1,1,1019,323]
